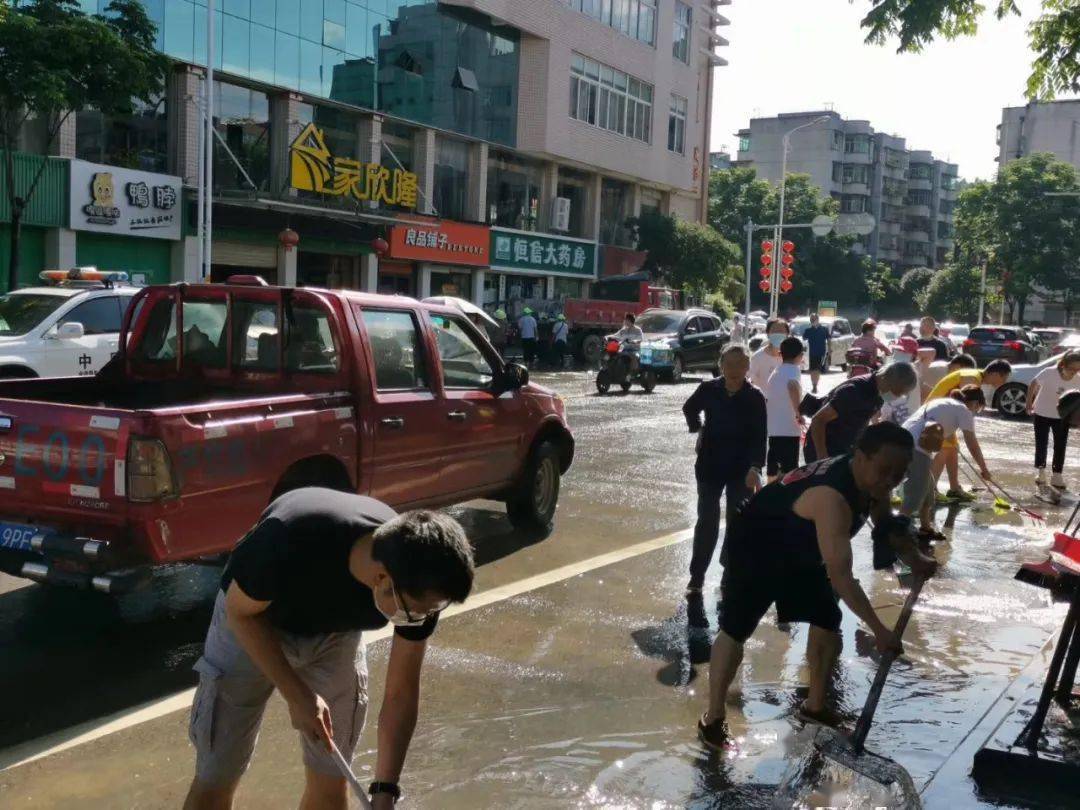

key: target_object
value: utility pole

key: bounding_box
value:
[978,259,987,325]
[744,218,753,323]
[202,0,216,280]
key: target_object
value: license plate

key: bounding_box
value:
[640,347,653,363]
[0,521,38,552]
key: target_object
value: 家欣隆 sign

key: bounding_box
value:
[490,228,596,278]
[388,222,490,266]
[69,160,182,240]
[290,122,418,209]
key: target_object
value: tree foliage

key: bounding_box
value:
[630,211,742,300]
[708,167,874,312]
[952,152,1080,322]
[857,0,1080,99]
[0,0,167,291]
[917,263,985,323]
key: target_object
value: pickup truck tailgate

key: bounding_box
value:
[0,401,132,519]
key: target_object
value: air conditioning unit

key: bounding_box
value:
[551,197,571,232]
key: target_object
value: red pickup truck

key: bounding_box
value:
[0,281,573,592]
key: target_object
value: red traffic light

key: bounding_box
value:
[780,279,794,293]
[782,240,795,253]
[761,240,774,253]
[780,267,794,279]
[759,280,771,292]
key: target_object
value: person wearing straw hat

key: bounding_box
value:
[183,489,474,810]
[491,309,509,357]
[518,307,538,367]
[551,313,570,369]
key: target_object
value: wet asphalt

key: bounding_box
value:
[0,368,1077,808]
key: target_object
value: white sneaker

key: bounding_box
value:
[1036,468,1048,485]
[1051,472,1067,490]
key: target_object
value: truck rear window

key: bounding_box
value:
[133,298,229,367]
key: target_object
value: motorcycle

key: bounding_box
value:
[596,339,657,394]
[845,347,882,378]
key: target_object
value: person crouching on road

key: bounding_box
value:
[697,422,938,746]
[183,488,474,810]
[1027,349,1080,490]
[765,337,805,481]
[682,343,766,593]
[900,386,993,542]
[805,362,919,464]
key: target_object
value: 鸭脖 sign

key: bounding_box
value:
[69,160,182,240]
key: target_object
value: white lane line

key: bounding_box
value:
[0,528,690,773]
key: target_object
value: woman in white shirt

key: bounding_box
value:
[1026,350,1080,489]
[902,386,992,540]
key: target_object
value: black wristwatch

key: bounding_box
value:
[369,781,401,802]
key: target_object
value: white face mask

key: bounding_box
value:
[376,581,442,627]
[768,333,785,348]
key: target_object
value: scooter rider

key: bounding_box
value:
[611,313,644,343]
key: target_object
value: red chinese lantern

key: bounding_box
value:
[780,279,794,293]
[781,252,795,267]
[759,267,772,278]
[371,236,389,256]
[278,228,300,252]
[782,240,795,252]
[759,280,771,292]
[780,267,795,279]
[760,253,773,267]
[761,240,774,252]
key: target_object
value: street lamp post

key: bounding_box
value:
[773,115,831,315]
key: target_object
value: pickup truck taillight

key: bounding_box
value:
[127,437,178,502]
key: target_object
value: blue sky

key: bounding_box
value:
[710,1,1068,180]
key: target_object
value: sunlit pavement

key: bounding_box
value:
[0,370,1075,808]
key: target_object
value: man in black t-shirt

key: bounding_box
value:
[698,423,936,748]
[183,488,474,810]
[917,316,953,361]
[805,363,918,463]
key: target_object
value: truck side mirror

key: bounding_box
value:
[57,321,85,340]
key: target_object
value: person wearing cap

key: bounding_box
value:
[551,313,570,369]
[880,336,923,425]
[491,309,509,357]
[518,307,538,367]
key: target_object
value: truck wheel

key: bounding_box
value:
[581,334,604,366]
[596,368,611,394]
[507,442,561,533]
[642,370,657,393]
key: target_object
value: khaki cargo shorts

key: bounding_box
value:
[188,592,369,785]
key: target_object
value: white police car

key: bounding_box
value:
[0,268,140,379]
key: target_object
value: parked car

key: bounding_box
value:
[636,308,728,382]
[940,322,971,349]
[1031,327,1076,353]
[0,280,574,592]
[961,325,1042,365]
[790,315,856,369]
[0,269,140,380]
[988,334,1080,419]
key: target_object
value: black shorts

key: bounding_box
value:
[809,353,827,372]
[767,436,801,476]
[719,566,842,642]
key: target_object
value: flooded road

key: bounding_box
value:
[1,369,1075,808]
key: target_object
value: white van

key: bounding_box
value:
[0,270,140,379]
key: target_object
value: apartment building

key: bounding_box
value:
[998,99,1080,170]
[735,111,959,270]
[2,0,730,316]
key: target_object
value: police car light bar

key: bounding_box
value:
[39,268,130,285]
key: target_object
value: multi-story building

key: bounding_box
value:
[735,111,959,270]
[997,99,1080,170]
[1,0,730,317]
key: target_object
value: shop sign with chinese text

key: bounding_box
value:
[490,228,596,278]
[69,160,182,240]
[388,222,490,266]
[290,123,418,209]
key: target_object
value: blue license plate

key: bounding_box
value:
[0,521,38,552]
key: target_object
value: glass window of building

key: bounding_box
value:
[570,54,652,144]
[600,178,632,247]
[487,151,542,230]
[567,0,656,45]
[76,95,168,173]
[640,188,662,217]
[844,135,870,154]
[673,2,692,62]
[433,136,469,221]
[208,80,271,193]
[667,95,687,154]
[557,168,590,238]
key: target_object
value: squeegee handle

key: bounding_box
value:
[850,575,925,753]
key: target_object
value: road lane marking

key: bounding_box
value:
[0,528,690,772]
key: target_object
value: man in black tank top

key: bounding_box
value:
[698,422,937,748]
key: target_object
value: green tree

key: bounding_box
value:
[708,167,871,312]
[629,211,741,300]
[917,262,984,323]
[857,0,1080,98]
[952,153,1080,322]
[0,0,167,291]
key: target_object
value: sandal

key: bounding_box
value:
[796,701,846,729]
[697,713,730,750]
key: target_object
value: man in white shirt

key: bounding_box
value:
[551,314,570,369]
[749,318,789,392]
[518,307,538,367]
[611,313,644,343]
[764,337,805,480]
